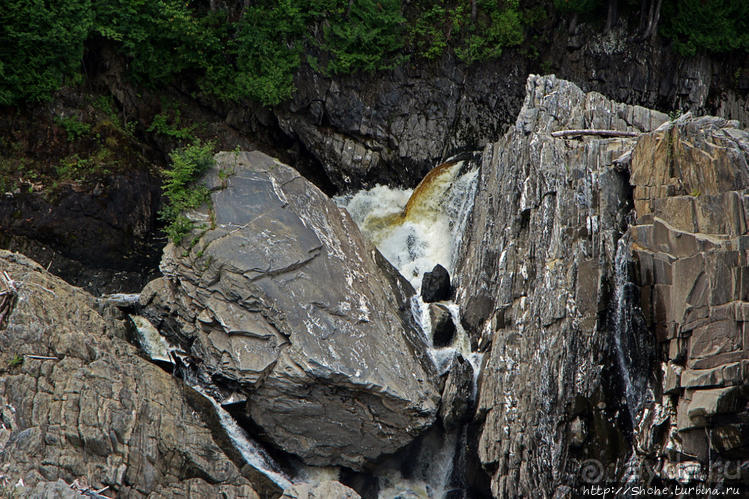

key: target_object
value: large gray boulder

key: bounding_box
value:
[142,151,440,468]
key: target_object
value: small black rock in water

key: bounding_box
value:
[421,264,451,302]
[430,303,456,347]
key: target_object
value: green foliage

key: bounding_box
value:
[8,354,23,368]
[147,111,196,142]
[159,140,215,244]
[232,0,307,106]
[54,115,91,142]
[92,0,224,87]
[456,1,524,64]
[0,0,93,105]
[54,154,108,182]
[661,0,749,56]
[318,0,408,74]
[409,2,467,60]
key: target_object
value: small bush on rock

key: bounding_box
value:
[160,140,215,244]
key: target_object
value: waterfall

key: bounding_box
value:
[335,159,480,374]
[335,156,481,498]
[189,383,295,490]
[336,161,478,291]
[611,235,652,426]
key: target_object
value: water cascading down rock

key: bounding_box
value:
[141,151,440,468]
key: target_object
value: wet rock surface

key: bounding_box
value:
[142,151,440,469]
[439,356,475,432]
[281,480,360,499]
[457,74,749,496]
[0,250,270,498]
[0,168,162,295]
[429,303,456,348]
[421,264,451,303]
[274,28,748,191]
[456,75,668,496]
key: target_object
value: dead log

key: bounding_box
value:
[551,129,640,139]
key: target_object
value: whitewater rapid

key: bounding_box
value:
[335,158,482,498]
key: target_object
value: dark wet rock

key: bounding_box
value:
[421,264,451,303]
[0,250,268,498]
[440,356,475,432]
[142,150,439,469]
[429,303,456,348]
[455,75,668,496]
[273,26,748,192]
[0,169,161,294]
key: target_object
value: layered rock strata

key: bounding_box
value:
[628,114,749,476]
[0,250,272,498]
[456,74,668,496]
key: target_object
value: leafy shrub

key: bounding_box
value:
[147,111,196,142]
[318,0,408,74]
[159,140,215,244]
[54,115,91,142]
[456,0,524,64]
[232,0,307,106]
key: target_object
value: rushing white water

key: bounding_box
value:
[612,235,653,426]
[191,385,294,490]
[336,158,481,498]
[336,162,478,291]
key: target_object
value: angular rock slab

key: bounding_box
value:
[146,151,439,468]
[0,251,268,498]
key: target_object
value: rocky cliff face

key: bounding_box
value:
[456,75,749,496]
[273,26,748,192]
[456,74,668,496]
[0,250,274,498]
[628,114,749,478]
[141,151,440,469]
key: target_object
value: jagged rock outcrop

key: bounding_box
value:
[457,74,749,497]
[439,355,474,432]
[628,114,749,477]
[142,151,440,469]
[281,480,360,499]
[0,250,274,498]
[429,303,456,348]
[455,75,669,496]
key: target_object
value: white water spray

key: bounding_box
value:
[336,158,481,498]
[190,385,294,490]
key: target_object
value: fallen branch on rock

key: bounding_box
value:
[24,354,59,361]
[551,129,640,139]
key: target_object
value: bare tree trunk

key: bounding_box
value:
[568,13,578,35]
[605,0,618,34]
[642,0,662,40]
[648,0,662,41]
[471,0,477,22]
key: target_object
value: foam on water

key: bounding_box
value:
[336,162,476,292]
[335,159,482,497]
